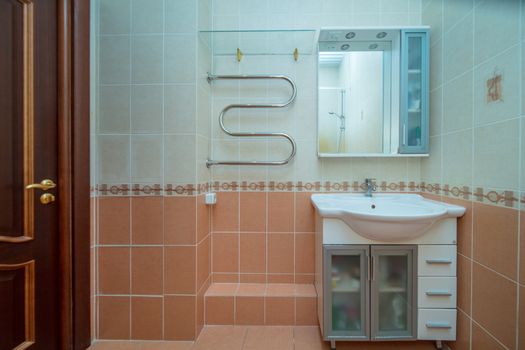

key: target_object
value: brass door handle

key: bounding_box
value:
[26,179,56,191]
[40,193,55,205]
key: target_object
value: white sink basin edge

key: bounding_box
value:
[311,194,466,241]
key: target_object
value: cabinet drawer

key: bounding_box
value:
[417,309,456,340]
[418,245,456,276]
[418,277,456,308]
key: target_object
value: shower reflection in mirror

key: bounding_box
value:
[328,89,346,153]
[318,50,386,154]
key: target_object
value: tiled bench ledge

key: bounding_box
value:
[204,283,317,326]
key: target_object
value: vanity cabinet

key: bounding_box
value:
[314,212,460,349]
[324,245,417,341]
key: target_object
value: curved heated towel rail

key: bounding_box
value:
[206,74,297,167]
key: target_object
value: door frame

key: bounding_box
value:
[57,0,91,349]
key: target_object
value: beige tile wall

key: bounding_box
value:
[422,0,524,197]
[209,0,423,186]
[95,0,212,189]
[422,0,525,349]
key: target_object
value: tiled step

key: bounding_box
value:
[204,283,318,326]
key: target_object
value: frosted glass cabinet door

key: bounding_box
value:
[371,245,417,340]
[324,245,369,340]
[399,29,429,154]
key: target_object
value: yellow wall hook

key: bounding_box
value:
[236,48,243,62]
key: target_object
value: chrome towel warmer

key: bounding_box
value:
[206,73,297,167]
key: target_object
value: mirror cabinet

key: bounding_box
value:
[317,27,429,157]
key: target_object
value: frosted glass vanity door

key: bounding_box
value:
[399,29,429,154]
[324,245,369,339]
[371,245,417,340]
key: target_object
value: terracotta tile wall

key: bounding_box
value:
[211,192,316,284]
[90,197,97,341]
[204,283,317,326]
[93,195,211,341]
[422,194,524,350]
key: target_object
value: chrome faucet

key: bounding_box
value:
[364,178,377,197]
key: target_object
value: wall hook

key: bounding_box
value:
[236,48,243,62]
[293,48,299,61]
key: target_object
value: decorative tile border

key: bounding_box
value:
[93,181,522,208]
[96,184,131,196]
[210,180,422,193]
[95,183,210,196]
[419,182,521,209]
[164,183,210,196]
[131,184,163,196]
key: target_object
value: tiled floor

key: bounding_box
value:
[89,326,439,350]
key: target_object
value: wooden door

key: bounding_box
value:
[0,0,60,349]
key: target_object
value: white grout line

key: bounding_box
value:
[468,2,474,348]
[239,325,249,349]
[442,6,474,37]
[99,82,196,87]
[193,0,201,326]
[128,0,135,338]
[467,2,476,348]
[96,132,200,136]
[516,2,524,349]
[471,318,511,350]
[237,191,240,286]
[97,294,170,298]
[293,193,297,284]
[94,0,101,338]
[265,192,269,322]
[438,0,444,203]
[161,0,167,340]
[458,252,519,286]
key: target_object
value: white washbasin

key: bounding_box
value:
[311,193,465,241]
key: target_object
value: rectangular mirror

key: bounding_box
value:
[317,28,429,157]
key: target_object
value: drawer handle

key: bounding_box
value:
[425,290,452,296]
[425,259,452,264]
[426,322,452,329]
